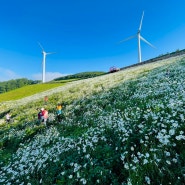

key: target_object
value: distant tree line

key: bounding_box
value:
[0,78,40,94]
[54,71,106,81]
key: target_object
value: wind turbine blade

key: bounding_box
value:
[139,11,144,31]
[140,35,156,48]
[38,42,45,51]
[46,52,56,55]
[118,34,137,44]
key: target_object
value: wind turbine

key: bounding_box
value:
[38,42,56,83]
[119,11,155,63]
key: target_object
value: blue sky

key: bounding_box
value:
[0,0,185,82]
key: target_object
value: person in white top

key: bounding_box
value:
[6,113,11,123]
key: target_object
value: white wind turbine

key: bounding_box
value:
[38,42,56,83]
[119,11,155,63]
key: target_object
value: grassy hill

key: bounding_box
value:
[53,71,106,81]
[0,72,105,96]
[0,55,185,184]
[0,83,65,102]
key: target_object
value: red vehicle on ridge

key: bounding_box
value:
[109,66,120,73]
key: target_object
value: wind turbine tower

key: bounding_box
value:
[120,11,155,63]
[38,42,55,83]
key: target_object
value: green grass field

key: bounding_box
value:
[0,83,63,102]
[0,79,80,103]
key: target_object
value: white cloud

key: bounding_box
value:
[32,72,69,82]
[0,67,21,82]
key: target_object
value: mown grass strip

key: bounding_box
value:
[0,83,64,102]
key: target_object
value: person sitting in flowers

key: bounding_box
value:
[5,112,11,123]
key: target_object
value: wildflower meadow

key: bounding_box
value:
[0,55,185,185]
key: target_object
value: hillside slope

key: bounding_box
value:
[1,55,183,110]
[0,83,65,103]
[0,55,185,185]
